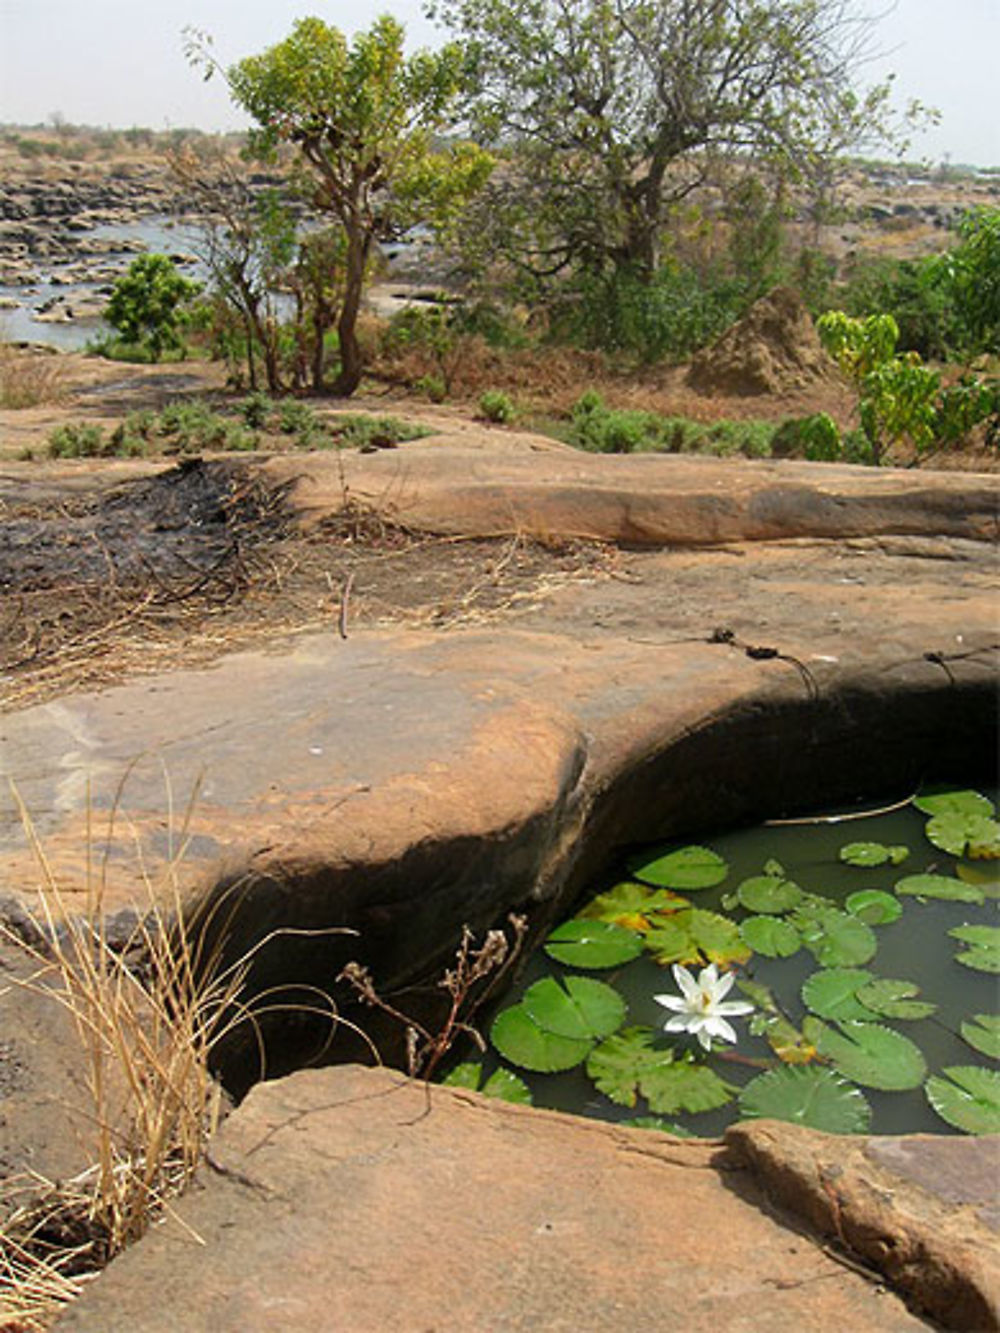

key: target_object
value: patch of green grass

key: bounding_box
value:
[558,391,778,458]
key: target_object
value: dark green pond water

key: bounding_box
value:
[460,791,999,1137]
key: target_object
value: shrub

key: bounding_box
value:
[48,423,107,458]
[772,413,842,461]
[240,391,273,428]
[414,373,447,403]
[104,255,201,362]
[478,390,516,423]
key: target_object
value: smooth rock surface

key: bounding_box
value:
[55,1065,940,1333]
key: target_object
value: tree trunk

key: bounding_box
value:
[331,222,370,398]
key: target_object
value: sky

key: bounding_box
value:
[0,0,997,167]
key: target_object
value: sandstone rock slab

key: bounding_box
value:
[55,1065,935,1333]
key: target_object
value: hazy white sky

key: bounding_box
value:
[0,0,997,165]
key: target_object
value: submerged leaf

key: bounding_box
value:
[814,1020,927,1091]
[629,845,728,891]
[739,1065,871,1134]
[914,788,995,818]
[544,919,644,969]
[736,876,803,914]
[491,1005,593,1073]
[855,978,936,1021]
[739,915,801,958]
[960,1015,1000,1060]
[949,924,1000,974]
[522,976,626,1041]
[895,873,984,905]
[845,890,903,925]
[801,968,877,1022]
[925,1066,1000,1135]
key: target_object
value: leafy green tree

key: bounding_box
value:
[430,0,915,285]
[104,254,200,361]
[942,207,1000,357]
[190,16,491,396]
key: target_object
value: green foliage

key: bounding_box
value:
[738,915,801,958]
[104,254,201,362]
[739,1065,871,1134]
[949,925,1000,974]
[442,1062,533,1103]
[772,412,843,462]
[543,920,644,970]
[812,1019,927,1091]
[521,976,626,1042]
[565,394,777,457]
[895,873,984,905]
[942,207,1000,356]
[801,969,878,1023]
[584,1029,734,1115]
[736,876,803,914]
[48,423,108,459]
[478,390,516,423]
[855,979,936,1021]
[629,846,728,892]
[960,1015,1000,1060]
[817,308,998,463]
[844,891,902,925]
[241,392,274,428]
[213,15,491,395]
[838,842,908,868]
[793,905,877,967]
[925,1067,1000,1135]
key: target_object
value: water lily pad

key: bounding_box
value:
[522,976,626,1041]
[544,919,644,969]
[838,841,907,868]
[949,924,1000,973]
[643,908,749,967]
[639,1058,735,1115]
[814,1020,927,1091]
[795,907,877,967]
[442,1062,483,1090]
[736,876,803,914]
[586,1026,671,1106]
[801,968,877,1022]
[960,1015,1000,1060]
[739,1065,872,1134]
[845,890,903,925]
[855,978,936,1021]
[739,915,801,958]
[643,917,693,965]
[925,812,1000,859]
[956,861,1000,893]
[914,788,995,818]
[629,845,728,891]
[925,1066,1000,1135]
[482,1067,533,1104]
[491,1005,593,1072]
[894,873,984,905]
[579,880,682,930]
[619,1116,693,1136]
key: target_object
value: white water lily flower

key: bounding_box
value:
[654,962,754,1052]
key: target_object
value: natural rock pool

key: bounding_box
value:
[451,786,999,1138]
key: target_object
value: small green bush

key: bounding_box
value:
[48,423,107,458]
[478,390,516,424]
[414,374,447,403]
[772,413,842,462]
[240,391,273,429]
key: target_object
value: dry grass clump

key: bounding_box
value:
[0,343,66,410]
[0,782,358,1329]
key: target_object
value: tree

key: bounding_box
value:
[104,254,200,361]
[169,144,297,392]
[430,0,913,284]
[189,16,491,396]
